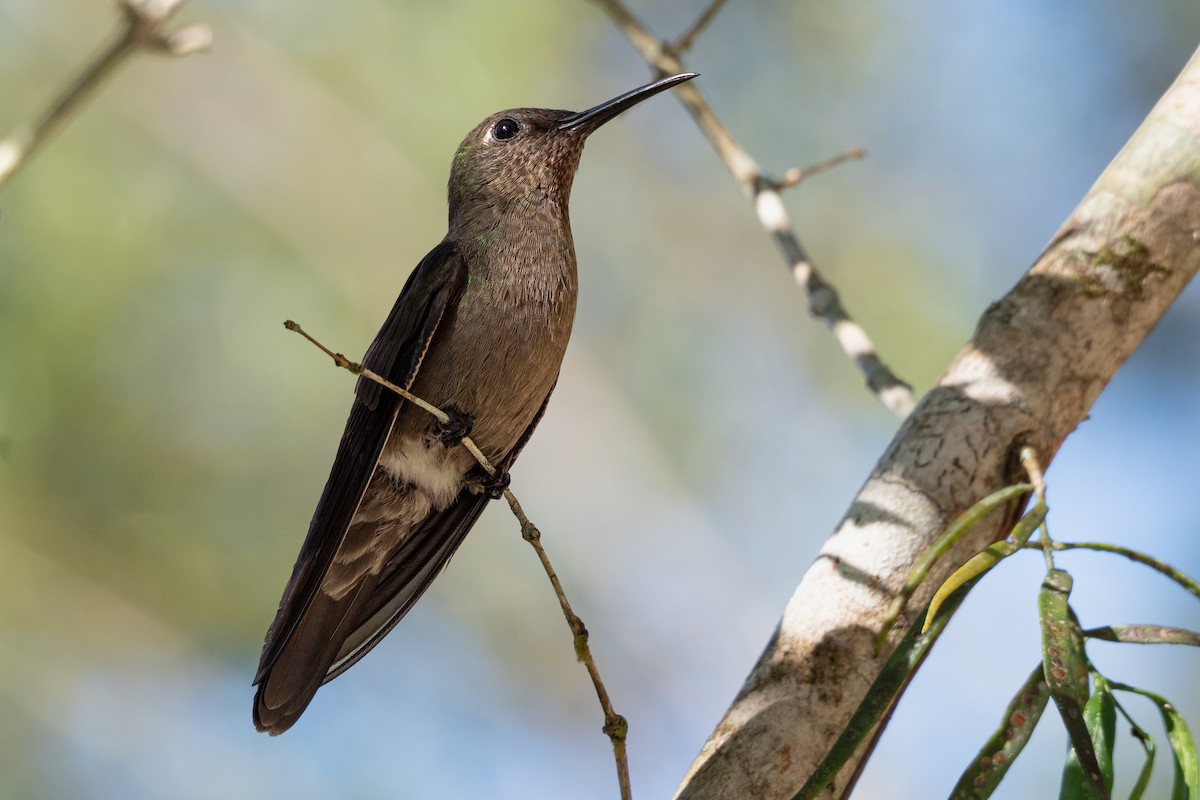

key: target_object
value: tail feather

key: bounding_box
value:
[252,489,490,734]
[326,489,489,681]
[253,574,378,735]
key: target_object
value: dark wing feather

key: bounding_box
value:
[324,488,490,681]
[323,386,558,682]
[254,241,466,687]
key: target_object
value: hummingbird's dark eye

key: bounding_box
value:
[491,117,521,141]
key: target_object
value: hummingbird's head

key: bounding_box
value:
[447,108,588,222]
[446,73,697,227]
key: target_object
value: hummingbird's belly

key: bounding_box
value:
[375,435,470,511]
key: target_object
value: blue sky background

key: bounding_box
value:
[1,1,1198,798]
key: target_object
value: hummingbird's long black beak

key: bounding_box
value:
[557,72,698,132]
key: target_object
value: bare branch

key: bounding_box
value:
[590,0,916,417]
[0,0,211,188]
[1019,445,1048,505]
[503,489,632,800]
[671,0,729,55]
[767,148,867,192]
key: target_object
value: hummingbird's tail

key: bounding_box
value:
[252,571,380,735]
[252,488,491,734]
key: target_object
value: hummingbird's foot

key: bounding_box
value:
[470,467,511,500]
[434,406,475,447]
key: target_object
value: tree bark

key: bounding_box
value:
[676,45,1200,800]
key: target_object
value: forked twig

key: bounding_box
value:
[0,0,211,188]
[589,0,916,418]
[768,148,867,192]
[672,0,729,55]
[284,320,632,800]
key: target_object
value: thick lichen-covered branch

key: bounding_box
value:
[668,40,1200,800]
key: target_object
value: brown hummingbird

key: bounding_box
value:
[253,72,697,734]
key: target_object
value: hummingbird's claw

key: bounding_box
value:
[434,406,475,447]
[471,467,511,500]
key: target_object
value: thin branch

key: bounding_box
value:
[0,0,211,188]
[1024,539,1200,602]
[767,148,867,192]
[284,320,632,799]
[590,0,917,418]
[671,0,729,55]
[1019,445,1048,505]
[503,488,632,800]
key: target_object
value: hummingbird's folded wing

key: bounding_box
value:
[324,384,556,682]
[324,488,489,680]
[254,240,467,686]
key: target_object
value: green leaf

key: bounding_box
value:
[1115,685,1199,800]
[1121,708,1156,800]
[1128,743,1156,800]
[877,483,1032,649]
[1060,676,1115,799]
[1083,625,1200,647]
[924,540,1015,633]
[1048,542,1200,602]
[947,662,1050,799]
[1039,569,1108,800]
[793,579,977,800]
[924,501,1048,632]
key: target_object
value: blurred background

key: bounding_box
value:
[1,1,1199,798]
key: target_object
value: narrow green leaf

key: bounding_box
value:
[1083,625,1200,648]
[1060,677,1115,799]
[1115,685,1199,800]
[794,580,976,800]
[948,662,1050,799]
[1121,708,1156,800]
[1005,499,1049,550]
[923,501,1048,632]
[1039,569,1108,800]
[924,541,1014,633]
[1050,541,1200,602]
[877,483,1032,649]
[1128,745,1156,800]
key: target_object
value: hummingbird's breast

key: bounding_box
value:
[382,211,579,503]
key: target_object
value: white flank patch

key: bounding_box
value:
[378,436,468,508]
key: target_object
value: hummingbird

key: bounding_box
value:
[253,72,697,734]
